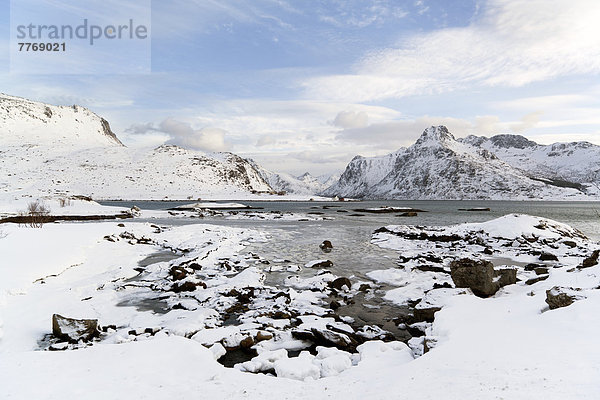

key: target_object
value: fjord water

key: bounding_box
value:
[101,200,600,238]
[101,200,600,339]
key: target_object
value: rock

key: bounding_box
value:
[319,240,333,252]
[306,260,333,269]
[412,307,441,323]
[534,266,549,275]
[398,212,418,217]
[414,264,447,273]
[187,262,202,270]
[117,223,125,227]
[240,336,255,349]
[432,282,453,289]
[255,331,273,342]
[495,268,517,287]
[580,250,599,268]
[169,266,187,281]
[539,252,559,261]
[330,300,342,310]
[449,258,498,297]
[525,275,549,285]
[545,286,585,310]
[405,323,427,337]
[524,263,545,271]
[329,277,352,291]
[483,247,494,255]
[358,283,371,292]
[562,240,577,248]
[311,327,356,350]
[52,314,99,343]
[171,281,206,293]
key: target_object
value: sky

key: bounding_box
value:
[1,0,600,176]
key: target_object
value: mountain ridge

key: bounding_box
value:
[0,94,274,200]
[324,126,600,200]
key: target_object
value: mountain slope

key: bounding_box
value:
[0,94,272,200]
[325,126,597,200]
[249,160,338,195]
[460,134,600,191]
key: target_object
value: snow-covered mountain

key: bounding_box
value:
[249,160,339,195]
[324,126,600,200]
[0,93,272,200]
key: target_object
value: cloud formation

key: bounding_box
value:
[160,118,230,152]
[332,110,369,129]
[304,0,600,102]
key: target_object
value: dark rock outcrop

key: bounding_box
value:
[450,259,516,298]
[52,314,99,343]
[329,277,352,291]
[319,240,333,252]
[545,286,585,309]
[539,252,559,261]
[580,250,599,269]
[450,259,497,297]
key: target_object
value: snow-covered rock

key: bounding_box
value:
[325,125,600,200]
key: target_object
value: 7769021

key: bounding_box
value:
[18,42,66,51]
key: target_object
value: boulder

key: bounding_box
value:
[545,286,585,310]
[496,268,517,287]
[330,300,342,310]
[52,314,98,343]
[358,283,371,292]
[319,240,333,252]
[255,331,273,342]
[172,281,206,293]
[169,266,187,281]
[311,327,356,350]
[329,277,352,291]
[525,275,549,285]
[539,252,559,261]
[580,250,599,269]
[412,306,441,323]
[449,258,497,297]
[450,259,516,297]
[240,336,255,349]
[306,259,334,269]
[398,212,418,217]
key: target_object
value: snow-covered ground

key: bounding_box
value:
[0,93,337,202]
[1,214,599,399]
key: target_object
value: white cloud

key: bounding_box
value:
[332,110,369,129]
[509,111,543,133]
[304,0,600,102]
[159,118,230,152]
[494,94,592,111]
[256,134,276,146]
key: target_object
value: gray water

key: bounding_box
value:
[101,199,600,239]
[101,200,600,337]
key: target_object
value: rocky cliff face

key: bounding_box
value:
[324,126,599,200]
[0,94,272,200]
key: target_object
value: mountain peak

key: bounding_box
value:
[490,134,537,149]
[415,125,455,145]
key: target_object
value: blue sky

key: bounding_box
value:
[1,0,600,175]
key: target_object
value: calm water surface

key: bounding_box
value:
[101,200,600,338]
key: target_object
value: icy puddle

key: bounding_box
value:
[117,250,181,314]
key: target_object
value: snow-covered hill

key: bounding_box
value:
[249,160,339,196]
[0,94,272,200]
[325,126,599,200]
